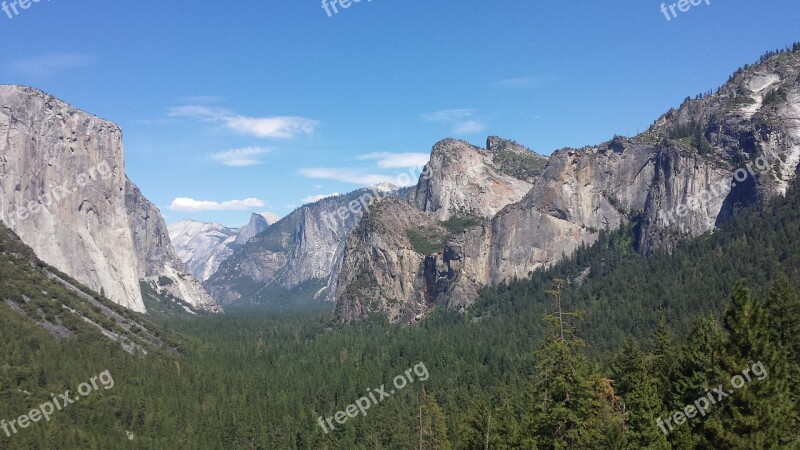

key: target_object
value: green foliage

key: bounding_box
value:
[492,150,547,181]
[406,215,481,255]
[406,226,448,255]
[762,87,788,106]
[669,121,713,155]
[441,215,480,235]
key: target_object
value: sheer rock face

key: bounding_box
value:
[335,50,800,323]
[125,180,219,312]
[235,212,279,246]
[0,85,145,312]
[412,139,534,221]
[0,85,218,313]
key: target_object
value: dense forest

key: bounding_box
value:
[1,178,799,448]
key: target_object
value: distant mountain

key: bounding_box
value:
[235,212,280,245]
[168,212,279,282]
[204,187,402,306]
[168,220,239,281]
[0,85,219,313]
[334,47,800,323]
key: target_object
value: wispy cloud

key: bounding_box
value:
[299,167,422,187]
[169,197,266,212]
[169,105,318,139]
[298,168,401,186]
[356,152,430,169]
[8,53,94,77]
[422,109,486,135]
[301,193,341,204]
[209,146,272,167]
[491,75,557,90]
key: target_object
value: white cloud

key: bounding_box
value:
[491,75,557,90]
[356,152,430,169]
[422,109,486,135]
[421,109,476,122]
[209,146,272,167]
[301,193,341,204]
[169,105,318,139]
[169,197,266,212]
[8,53,94,77]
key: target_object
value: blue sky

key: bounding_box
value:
[1,0,798,227]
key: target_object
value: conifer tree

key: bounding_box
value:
[704,281,796,448]
[417,387,451,450]
[611,339,670,449]
[523,279,620,449]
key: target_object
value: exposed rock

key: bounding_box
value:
[168,219,238,281]
[125,183,219,312]
[235,212,279,245]
[334,199,446,323]
[0,85,219,313]
[0,85,145,312]
[205,189,375,305]
[412,139,535,221]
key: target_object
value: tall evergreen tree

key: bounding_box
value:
[763,274,800,365]
[704,281,796,448]
[522,279,620,449]
[611,339,670,449]
[417,387,451,450]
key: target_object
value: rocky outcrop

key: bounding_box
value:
[334,48,800,323]
[235,212,279,245]
[412,139,536,220]
[334,200,445,323]
[0,85,219,313]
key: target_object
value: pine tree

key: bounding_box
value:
[704,281,796,448]
[763,274,800,365]
[523,279,620,449]
[650,312,679,392]
[669,318,723,448]
[610,339,670,449]
[417,387,450,450]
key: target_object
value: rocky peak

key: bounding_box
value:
[486,135,548,159]
[412,138,535,220]
[235,212,279,245]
